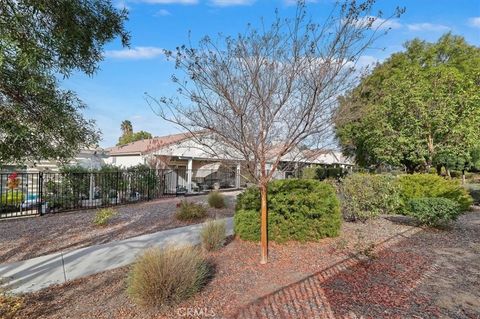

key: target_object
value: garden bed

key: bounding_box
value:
[13,209,480,318]
[0,192,239,264]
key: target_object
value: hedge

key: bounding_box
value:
[234,179,341,242]
[340,173,401,221]
[407,197,461,228]
[398,174,473,211]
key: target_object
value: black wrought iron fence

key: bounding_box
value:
[0,168,239,219]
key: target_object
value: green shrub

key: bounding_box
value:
[127,246,209,308]
[175,200,207,221]
[301,166,348,181]
[340,173,402,221]
[398,174,473,211]
[207,191,226,209]
[92,208,117,226]
[406,197,461,228]
[234,179,341,243]
[301,167,318,179]
[201,219,226,251]
[0,191,24,204]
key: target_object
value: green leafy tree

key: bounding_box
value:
[117,120,152,145]
[0,0,129,164]
[470,146,480,172]
[335,34,480,173]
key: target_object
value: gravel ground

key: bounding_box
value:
[8,208,480,319]
[0,192,239,264]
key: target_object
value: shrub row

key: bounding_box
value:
[339,173,472,226]
[234,174,472,239]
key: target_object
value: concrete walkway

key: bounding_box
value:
[0,218,234,294]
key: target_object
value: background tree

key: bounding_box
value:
[121,120,133,137]
[335,34,480,173]
[117,121,153,145]
[148,0,403,264]
[0,0,129,164]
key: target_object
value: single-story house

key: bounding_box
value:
[104,132,353,193]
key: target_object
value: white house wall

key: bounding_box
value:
[105,155,145,168]
[152,137,242,161]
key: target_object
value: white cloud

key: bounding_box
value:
[209,0,255,6]
[105,47,164,59]
[284,0,318,6]
[351,16,402,30]
[468,17,480,28]
[115,0,130,10]
[155,9,171,16]
[356,55,380,68]
[407,23,450,32]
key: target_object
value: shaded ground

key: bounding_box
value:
[0,192,238,264]
[12,209,479,319]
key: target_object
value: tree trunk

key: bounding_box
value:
[462,169,466,185]
[427,134,435,169]
[436,165,442,176]
[260,182,268,264]
[446,168,451,178]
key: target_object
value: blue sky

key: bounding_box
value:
[62,0,480,147]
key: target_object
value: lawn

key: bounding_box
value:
[0,192,238,264]
[12,209,480,319]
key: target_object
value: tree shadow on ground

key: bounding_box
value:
[234,214,480,319]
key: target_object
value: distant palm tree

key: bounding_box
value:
[121,120,133,136]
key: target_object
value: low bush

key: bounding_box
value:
[127,246,209,308]
[301,166,348,180]
[207,191,226,209]
[406,197,461,228]
[398,174,473,211]
[175,200,207,221]
[235,179,341,242]
[201,219,227,251]
[0,191,24,204]
[339,173,402,221]
[92,208,117,226]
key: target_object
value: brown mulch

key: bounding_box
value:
[0,192,238,264]
[10,209,480,319]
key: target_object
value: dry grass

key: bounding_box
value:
[0,283,24,319]
[175,200,208,221]
[126,246,210,308]
[207,191,226,209]
[92,208,118,227]
[201,219,226,251]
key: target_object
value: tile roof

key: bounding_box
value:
[106,132,193,155]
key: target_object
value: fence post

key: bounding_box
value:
[38,172,44,216]
[147,169,151,201]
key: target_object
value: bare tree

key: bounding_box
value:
[147,0,403,264]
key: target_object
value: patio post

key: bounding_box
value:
[187,158,193,193]
[89,173,95,204]
[235,163,241,189]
